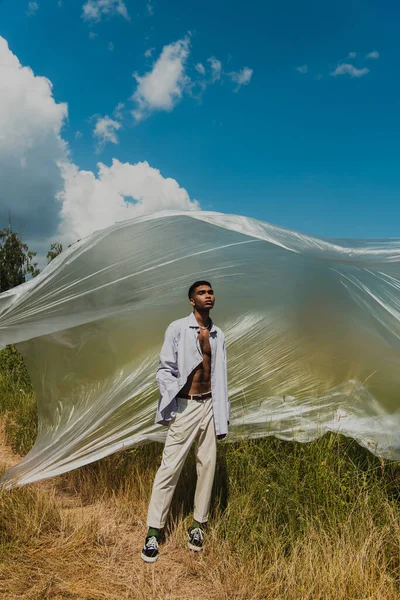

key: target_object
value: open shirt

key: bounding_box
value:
[155,312,230,436]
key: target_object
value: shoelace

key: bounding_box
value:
[190,528,204,543]
[145,536,158,550]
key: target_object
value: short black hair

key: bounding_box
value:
[188,280,212,299]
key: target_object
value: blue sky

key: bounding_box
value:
[1,0,400,250]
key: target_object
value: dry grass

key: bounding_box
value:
[1,359,400,599]
[1,432,400,599]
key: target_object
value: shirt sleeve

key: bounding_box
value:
[222,334,230,423]
[156,324,179,396]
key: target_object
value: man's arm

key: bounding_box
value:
[156,324,179,396]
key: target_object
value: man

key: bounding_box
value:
[141,280,229,563]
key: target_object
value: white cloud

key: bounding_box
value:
[0,36,199,257]
[89,31,98,39]
[193,57,253,95]
[82,0,129,22]
[208,57,222,82]
[75,131,83,140]
[0,34,256,261]
[113,102,125,119]
[146,1,154,15]
[144,47,155,58]
[347,52,357,59]
[108,41,114,51]
[195,63,205,75]
[132,42,252,115]
[93,115,122,150]
[0,36,68,247]
[366,50,379,59]
[330,63,369,78]
[132,36,191,121]
[228,66,253,91]
[296,65,308,74]
[58,160,199,244]
[26,2,39,16]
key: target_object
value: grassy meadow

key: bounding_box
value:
[1,346,400,599]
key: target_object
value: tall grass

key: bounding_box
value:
[1,347,400,599]
[0,345,37,455]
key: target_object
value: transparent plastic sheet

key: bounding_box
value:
[1,210,400,487]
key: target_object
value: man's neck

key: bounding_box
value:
[193,309,210,328]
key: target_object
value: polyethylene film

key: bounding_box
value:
[1,211,400,487]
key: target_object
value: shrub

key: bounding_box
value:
[0,345,32,391]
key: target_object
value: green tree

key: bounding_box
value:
[0,220,40,391]
[46,242,63,263]
[0,220,40,293]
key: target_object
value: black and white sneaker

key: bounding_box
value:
[188,527,204,552]
[141,536,159,563]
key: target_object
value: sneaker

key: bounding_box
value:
[188,527,204,552]
[141,535,159,563]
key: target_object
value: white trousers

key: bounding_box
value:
[147,397,217,529]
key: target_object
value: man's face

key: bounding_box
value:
[190,285,215,311]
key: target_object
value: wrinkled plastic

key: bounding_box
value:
[1,211,400,487]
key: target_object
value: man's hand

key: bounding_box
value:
[217,434,226,440]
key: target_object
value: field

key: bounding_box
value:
[1,352,400,599]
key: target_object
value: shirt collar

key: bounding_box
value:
[188,312,216,333]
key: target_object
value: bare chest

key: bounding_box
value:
[197,329,211,357]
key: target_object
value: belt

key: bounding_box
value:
[178,391,212,401]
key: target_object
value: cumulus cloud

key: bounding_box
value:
[296,65,308,74]
[82,0,129,22]
[0,34,255,262]
[58,160,199,244]
[366,50,379,59]
[330,63,369,78]
[0,36,68,247]
[0,36,200,259]
[144,47,155,58]
[26,1,39,16]
[93,116,122,150]
[208,57,222,82]
[132,36,190,121]
[228,66,253,91]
